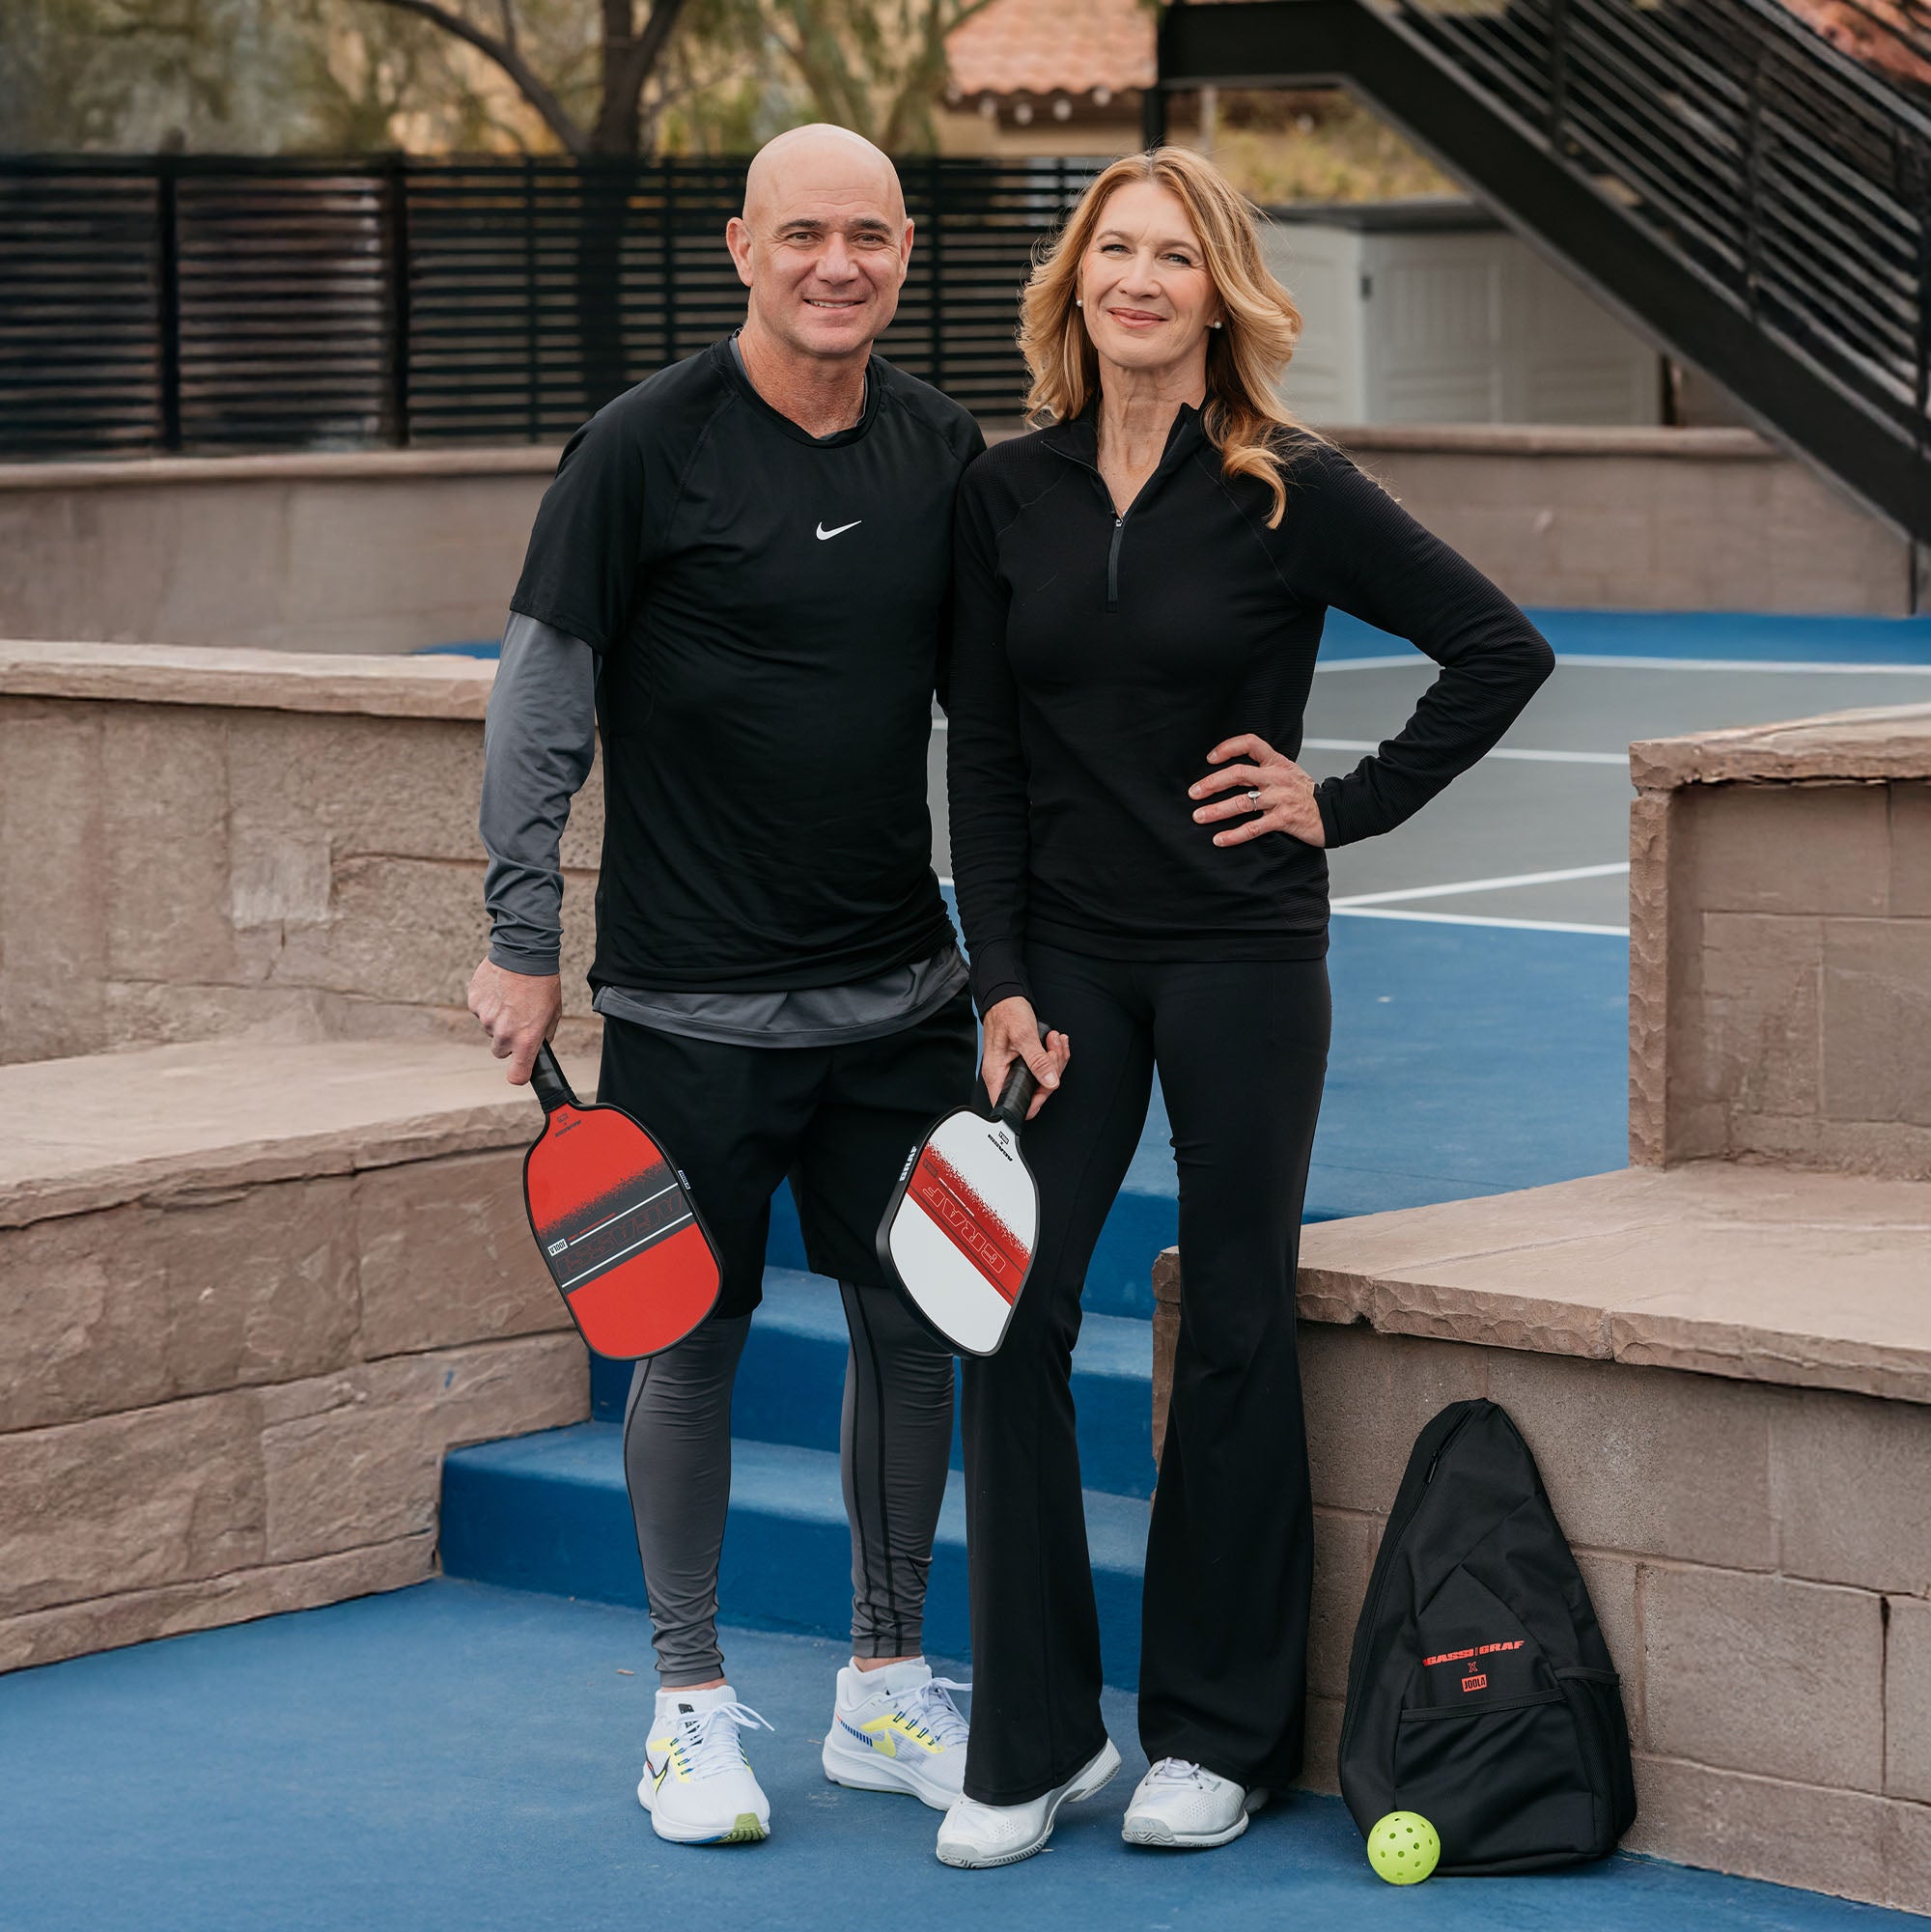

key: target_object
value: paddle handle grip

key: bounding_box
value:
[530,1041,577,1114]
[990,1020,1051,1130]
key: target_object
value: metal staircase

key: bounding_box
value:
[1149,0,1931,546]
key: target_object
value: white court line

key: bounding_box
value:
[1332,861,1630,908]
[1314,653,1931,676]
[937,876,1628,936]
[1558,654,1931,675]
[1333,907,1629,937]
[1303,736,1627,766]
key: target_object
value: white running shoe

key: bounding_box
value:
[935,1738,1122,1868]
[821,1659,972,1810]
[1120,1758,1267,1849]
[636,1685,775,1845]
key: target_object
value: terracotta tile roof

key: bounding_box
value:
[946,0,1156,98]
[1777,0,1931,86]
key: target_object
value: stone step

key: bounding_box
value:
[589,1267,1160,1501]
[439,1423,1153,1687]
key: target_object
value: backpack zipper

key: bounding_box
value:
[1338,1405,1482,1762]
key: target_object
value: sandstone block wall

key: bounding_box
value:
[1337,425,1919,615]
[0,1136,587,1672]
[1153,1254,1931,1915]
[1629,712,1931,1177]
[0,432,1915,657]
[0,450,553,655]
[0,645,603,1066]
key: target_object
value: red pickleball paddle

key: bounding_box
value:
[522,1044,722,1358]
[876,1050,1043,1357]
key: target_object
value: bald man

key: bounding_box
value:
[469,126,984,1846]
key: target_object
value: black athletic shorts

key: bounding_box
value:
[595,994,977,1318]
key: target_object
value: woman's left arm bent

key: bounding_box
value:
[1270,444,1555,854]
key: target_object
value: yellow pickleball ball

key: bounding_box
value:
[1366,1810,1441,1884]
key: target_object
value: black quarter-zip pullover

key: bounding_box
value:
[946,406,1555,1014]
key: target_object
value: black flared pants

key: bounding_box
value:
[960,945,1329,1806]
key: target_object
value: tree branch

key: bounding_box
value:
[356,0,588,153]
[942,0,1005,35]
[614,0,691,106]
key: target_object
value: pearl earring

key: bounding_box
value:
[1211,320,1223,329]
[1075,297,1083,307]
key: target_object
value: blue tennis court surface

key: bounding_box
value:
[1321,606,1931,666]
[0,1579,1914,1932]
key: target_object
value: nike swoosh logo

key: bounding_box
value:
[816,520,861,541]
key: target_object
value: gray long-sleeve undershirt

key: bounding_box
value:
[478,613,966,1047]
[481,612,599,977]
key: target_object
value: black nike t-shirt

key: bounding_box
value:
[509,338,984,993]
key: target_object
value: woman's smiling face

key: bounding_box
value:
[1077,180,1220,378]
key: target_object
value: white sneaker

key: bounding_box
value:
[636,1685,775,1845]
[821,1659,972,1810]
[1121,1757,1266,1848]
[935,1738,1122,1868]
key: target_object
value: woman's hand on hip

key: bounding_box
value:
[1190,733,1327,848]
[980,995,1071,1122]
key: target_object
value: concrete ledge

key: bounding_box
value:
[1293,1163,1931,1406]
[0,448,561,491]
[1632,702,1931,788]
[1326,424,1777,459]
[1320,427,1915,613]
[3,421,1914,654]
[1158,1163,1931,1407]
[1629,704,1931,1175]
[0,1037,594,1671]
[0,454,552,652]
[0,1037,593,1226]
[0,638,494,720]
[0,426,1769,492]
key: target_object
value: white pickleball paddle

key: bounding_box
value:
[875,1050,1044,1357]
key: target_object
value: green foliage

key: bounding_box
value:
[1,0,330,150]
[1201,92,1455,205]
[762,0,1001,151]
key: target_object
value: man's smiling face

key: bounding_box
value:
[727,128,912,363]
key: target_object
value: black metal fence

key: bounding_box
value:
[0,154,1103,459]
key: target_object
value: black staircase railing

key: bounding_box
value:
[1156,0,1931,544]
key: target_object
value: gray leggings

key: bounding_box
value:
[623,1279,956,1687]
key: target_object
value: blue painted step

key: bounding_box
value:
[440,1422,1152,1687]
[588,1269,1160,1501]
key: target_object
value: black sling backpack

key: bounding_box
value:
[1338,1399,1637,1874]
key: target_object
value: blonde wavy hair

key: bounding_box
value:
[1020,147,1311,527]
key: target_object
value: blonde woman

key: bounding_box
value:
[936,149,1553,1868]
